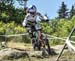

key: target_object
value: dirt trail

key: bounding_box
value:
[1,42,73,61]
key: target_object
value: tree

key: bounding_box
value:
[0,0,15,23]
[69,5,75,19]
[17,0,28,15]
[0,0,14,5]
[0,0,25,23]
[58,2,68,19]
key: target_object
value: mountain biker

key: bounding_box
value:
[22,5,49,50]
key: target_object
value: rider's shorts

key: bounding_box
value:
[35,23,41,30]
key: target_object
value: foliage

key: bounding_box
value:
[0,0,26,24]
[0,17,75,44]
[17,0,28,6]
[0,0,75,45]
[41,16,75,45]
[58,1,68,19]
[69,5,75,19]
[0,21,29,43]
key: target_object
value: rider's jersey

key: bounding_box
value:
[25,13,36,22]
[22,12,44,30]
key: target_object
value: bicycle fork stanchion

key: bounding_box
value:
[56,26,75,61]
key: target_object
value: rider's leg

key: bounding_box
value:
[26,27,35,50]
[35,30,41,50]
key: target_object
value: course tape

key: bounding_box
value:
[0,33,28,37]
[0,33,75,51]
[0,33,74,41]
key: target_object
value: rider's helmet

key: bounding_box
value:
[28,5,37,14]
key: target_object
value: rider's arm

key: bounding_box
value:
[22,14,29,27]
[37,12,49,22]
[37,12,44,20]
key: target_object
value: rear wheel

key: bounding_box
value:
[44,38,51,55]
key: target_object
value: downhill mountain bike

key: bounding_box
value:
[26,21,51,56]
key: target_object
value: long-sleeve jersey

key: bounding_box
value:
[22,12,48,27]
[22,12,48,30]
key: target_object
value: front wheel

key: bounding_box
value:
[32,38,41,50]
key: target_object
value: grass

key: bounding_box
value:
[7,41,32,50]
[59,51,75,61]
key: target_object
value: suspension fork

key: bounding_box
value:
[37,31,46,48]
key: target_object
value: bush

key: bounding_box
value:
[0,16,75,45]
[0,21,31,43]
